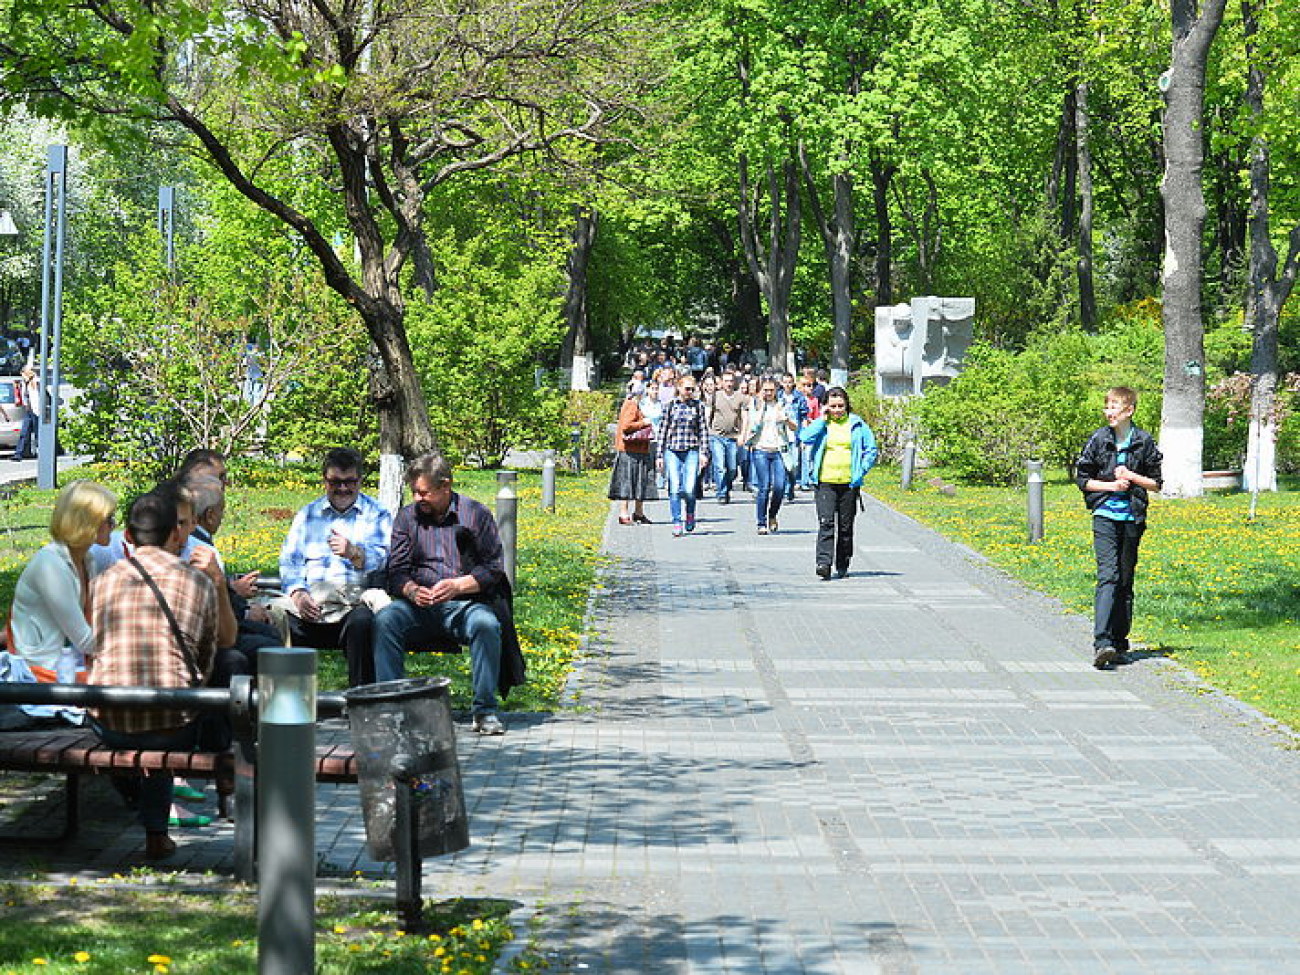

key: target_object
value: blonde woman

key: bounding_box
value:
[8,480,117,682]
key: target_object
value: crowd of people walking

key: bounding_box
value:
[609,339,879,580]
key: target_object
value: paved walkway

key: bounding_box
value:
[6,486,1300,972]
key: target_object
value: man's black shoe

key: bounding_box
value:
[1093,647,1120,670]
[815,564,831,580]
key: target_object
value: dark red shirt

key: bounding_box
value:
[385,493,505,597]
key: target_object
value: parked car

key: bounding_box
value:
[0,377,28,449]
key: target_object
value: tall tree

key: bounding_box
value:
[1241,0,1300,493]
[1159,0,1228,497]
[0,0,651,480]
[562,207,599,391]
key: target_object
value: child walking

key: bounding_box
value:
[1074,386,1163,670]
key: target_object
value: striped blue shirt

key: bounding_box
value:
[278,492,392,594]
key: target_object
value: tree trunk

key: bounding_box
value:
[562,207,598,391]
[1241,0,1300,494]
[1075,80,1097,331]
[707,216,766,345]
[1158,0,1228,498]
[870,153,896,307]
[800,143,856,386]
[737,153,801,373]
[1050,87,1079,241]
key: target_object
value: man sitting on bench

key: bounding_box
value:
[278,448,392,687]
[371,452,524,736]
[88,490,236,861]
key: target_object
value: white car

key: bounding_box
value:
[0,377,29,449]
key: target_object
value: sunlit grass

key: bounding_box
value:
[0,463,611,712]
[0,884,531,973]
[868,469,1300,729]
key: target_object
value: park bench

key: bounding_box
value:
[0,678,355,882]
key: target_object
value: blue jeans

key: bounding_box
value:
[751,450,787,526]
[12,410,36,459]
[710,435,739,500]
[90,718,201,832]
[373,598,503,714]
[799,443,817,489]
[664,449,700,524]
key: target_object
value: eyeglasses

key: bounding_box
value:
[681,386,697,392]
[325,476,360,488]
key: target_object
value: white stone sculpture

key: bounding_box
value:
[874,297,974,397]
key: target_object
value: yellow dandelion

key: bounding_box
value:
[73,952,91,964]
[147,955,172,965]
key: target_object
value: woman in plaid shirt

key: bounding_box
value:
[656,377,710,537]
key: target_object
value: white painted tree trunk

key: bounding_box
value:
[1157,421,1204,498]
[1243,414,1277,493]
[378,452,405,515]
[570,352,592,392]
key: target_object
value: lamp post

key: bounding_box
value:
[37,146,69,491]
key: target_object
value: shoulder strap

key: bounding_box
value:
[126,555,202,685]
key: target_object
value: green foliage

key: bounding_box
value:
[913,314,1164,484]
[564,389,619,471]
[406,234,567,469]
[60,218,366,477]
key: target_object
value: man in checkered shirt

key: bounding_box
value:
[89,489,236,861]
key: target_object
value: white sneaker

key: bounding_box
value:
[472,714,506,735]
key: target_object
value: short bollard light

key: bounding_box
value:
[569,422,583,475]
[257,647,317,975]
[901,434,917,491]
[541,448,557,512]
[344,677,468,932]
[1027,458,1045,544]
[496,470,518,588]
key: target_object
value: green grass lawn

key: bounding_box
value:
[0,884,534,973]
[868,468,1300,729]
[0,463,612,711]
[0,461,611,971]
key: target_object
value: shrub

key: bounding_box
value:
[564,389,619,471]
[406,235,567,468]
[912,313,1164,485]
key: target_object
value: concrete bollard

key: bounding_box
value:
[541,449,556,512]
[496,470,518,587]
[901,435,917,491]
[1027,459,1044,543]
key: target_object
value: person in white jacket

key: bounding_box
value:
[8,480,117,680]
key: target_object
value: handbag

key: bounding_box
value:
[625,424,654,442]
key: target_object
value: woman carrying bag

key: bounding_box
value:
[608,380,658,525]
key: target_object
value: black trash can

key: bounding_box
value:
[344,677,469,861]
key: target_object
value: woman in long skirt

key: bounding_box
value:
[609,381,658,524]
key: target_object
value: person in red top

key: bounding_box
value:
[89,490,235,861]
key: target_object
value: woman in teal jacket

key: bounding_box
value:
[798,387,878,579]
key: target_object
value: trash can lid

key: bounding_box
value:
[343,676,452,705]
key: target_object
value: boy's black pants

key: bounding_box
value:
[1092,515,1145,651]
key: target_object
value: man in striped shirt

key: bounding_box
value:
[372,453,515,735]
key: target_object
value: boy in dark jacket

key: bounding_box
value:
[1075,386,1163,670]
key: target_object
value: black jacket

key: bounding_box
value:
[1075,425,1163,522]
